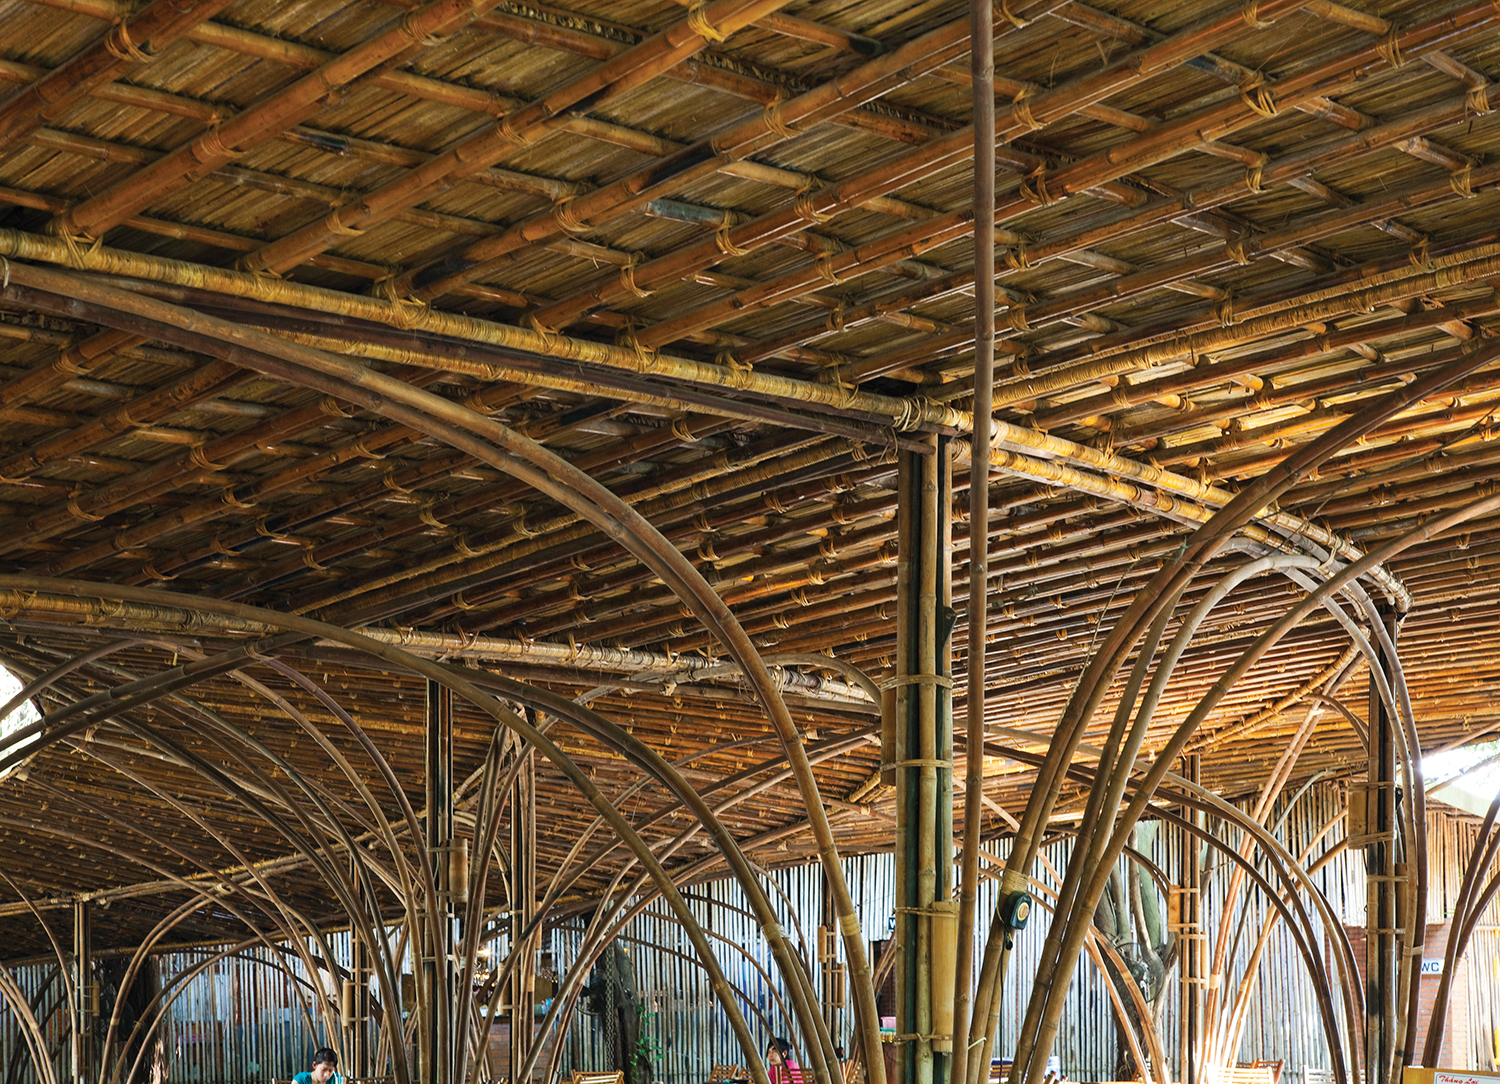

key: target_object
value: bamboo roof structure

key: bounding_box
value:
[3,0,1500,965]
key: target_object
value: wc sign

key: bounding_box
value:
[1420,958,1444,976]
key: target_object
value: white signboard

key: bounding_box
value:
[1420,958,1445,976]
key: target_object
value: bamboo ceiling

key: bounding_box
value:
[3,0,1500,958]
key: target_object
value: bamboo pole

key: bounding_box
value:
[54,0,523,239]
[0,0,240,145]
[0,262,886,1084]
[237,0,809,274]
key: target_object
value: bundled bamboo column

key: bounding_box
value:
[73,898,92,1084]
[425,679,458,1084]
[509,747,539,1083]
[1178,755,1202,1084]
[895,436,955,1084]
[1364,611,1399,1084]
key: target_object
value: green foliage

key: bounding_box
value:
[633,1004,662,1074]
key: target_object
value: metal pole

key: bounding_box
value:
[952,0,995,1068]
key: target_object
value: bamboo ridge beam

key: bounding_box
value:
[0,228,959,429]
[0,255,1418,615]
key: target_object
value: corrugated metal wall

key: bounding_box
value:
[6,790,1500,1084]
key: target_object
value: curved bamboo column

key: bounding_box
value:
[0,256,886,1084]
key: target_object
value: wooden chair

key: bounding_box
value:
[1302,1069,1333,1084]
[708,1066,744,1084]
[571,1072,625,1084]
[1215,1064,1279,1084]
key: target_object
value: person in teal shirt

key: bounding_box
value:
[293,1048,344,1084]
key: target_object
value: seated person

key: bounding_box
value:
[293,1048,344,1084]
[766,1039,800,1084]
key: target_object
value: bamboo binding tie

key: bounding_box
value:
[104,19,154,63]
[687,1,727,42]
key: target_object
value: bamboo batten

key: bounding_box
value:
[10,0,1500,1081]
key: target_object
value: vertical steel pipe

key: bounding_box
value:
[952,0,994,1076]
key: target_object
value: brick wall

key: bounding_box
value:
[1341,923,1470,1069]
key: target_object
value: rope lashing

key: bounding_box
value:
[1468,82,1493,115]
[1018,165,1055,205]
[375,275,428,329]
[1004,242,1031,270]
[348,439,385,460]
[188,445,229,471]
[620,253,654,298]
[53,347,88,376]
[763,98,803,140]
[67,489,103,522]
[672,418,697,443]
[1245,156,1267,194]
[1240,0,1273,28]
[794,192,833,223]
[105,19,154,63]
[1012,87,1045,131]
[892,396,925,432]
[499,114,537,146]
[195,121,244,161]
[323,207,364,237]
[816,253,843,285]
[1240,78,1279,118]
[714,226,749,257]
[1225,235,1251,265]
[717,348,755,388]
[58,229,103,270]
[1409,235,1433,271]
[399,11,448,47]
[525,313,561,355]
[997,0,1031,29]
[1215,289,1236,327]
[1007,304,1031,332]
[619,329,657,372]
[1451,163,1475,199]
[1376,25,1404,68]
[551,197,590,235]
[687,1,727,42]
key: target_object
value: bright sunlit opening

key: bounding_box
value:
[1424,738,1500,815]
[0,668,40,781]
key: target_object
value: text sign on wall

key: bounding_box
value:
[1420,958,1445,975]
